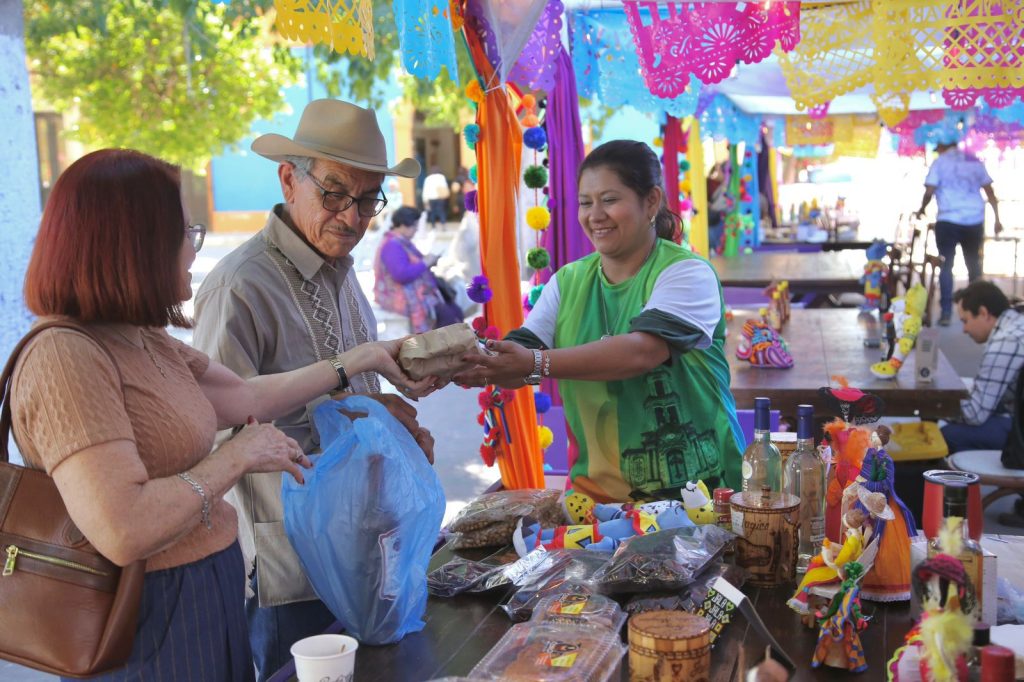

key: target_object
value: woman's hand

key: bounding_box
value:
[453,339,534,388]
[367,338,439,399]
[224,417,312,484]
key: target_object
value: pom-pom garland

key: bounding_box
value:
[527,247,550,270]
[521,94,537,110]
[523,165,548,189]
[679,159,691,172]
[523,126,547,150]
[463,123,480,148]
[538,426,554,450]
[468,165,478,183]
[467,275,493,304]
[526,206,551,230]
[522,293,534,313]
[521,113,540,128]
[464,189,478,213]
[466,80,484,103]
[528,284,545,307]
[534,392,552,414]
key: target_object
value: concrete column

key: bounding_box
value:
[0,0,38,362]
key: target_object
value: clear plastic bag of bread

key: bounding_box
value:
[398,322,485,381]
[446,489,566,549]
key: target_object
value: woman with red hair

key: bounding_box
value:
[11,149,431,680]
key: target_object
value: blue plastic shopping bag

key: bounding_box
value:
[282,395,445,644]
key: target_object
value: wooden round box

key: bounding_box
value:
[730,487,801,587]
[627,610,711,682]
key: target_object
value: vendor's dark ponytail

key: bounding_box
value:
[578,139,681,241]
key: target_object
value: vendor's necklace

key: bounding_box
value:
[598,241,657,340]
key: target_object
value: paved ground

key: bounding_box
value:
[4,231,1021,680]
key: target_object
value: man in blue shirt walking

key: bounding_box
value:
[915,135,1003,326]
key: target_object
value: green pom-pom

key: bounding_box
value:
[523,165,548,189]
[679,159,691,172]
[743,246,754,255]
[527,247,550,270]
[528,284,545,306]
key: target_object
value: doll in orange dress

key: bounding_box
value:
[824,420,870,543]
[851,440,916,602]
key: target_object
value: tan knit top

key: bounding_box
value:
[11,321,237,572]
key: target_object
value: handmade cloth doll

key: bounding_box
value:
[888,544,974,682]
[860,239,888,310]
[788,524,868,616]
[848,442,916,602]
[512,504,693,556]
[812,561,869,673]
[871,283,926,379]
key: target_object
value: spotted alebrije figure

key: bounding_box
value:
[871,283,926,379]
[679,480,717,525]
[812,561,869,673]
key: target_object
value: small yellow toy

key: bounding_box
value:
[871,284,926,380]
[679,480,717,525]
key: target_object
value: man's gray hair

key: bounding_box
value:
[282,155,315,175]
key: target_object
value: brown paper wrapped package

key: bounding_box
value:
[399,323,484,380]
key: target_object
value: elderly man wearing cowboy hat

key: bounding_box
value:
[193,99,437,679]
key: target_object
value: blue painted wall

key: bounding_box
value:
[210,49,401,212]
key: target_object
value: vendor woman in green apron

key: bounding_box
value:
[457,140,743,503]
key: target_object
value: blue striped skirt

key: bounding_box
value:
[64,542,254,682]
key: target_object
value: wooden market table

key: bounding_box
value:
[268,535,1024,681]
[710,249,865,297]
[727,308,968,420]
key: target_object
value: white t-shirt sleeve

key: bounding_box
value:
[522,276,560,348]
[642,259,721,350]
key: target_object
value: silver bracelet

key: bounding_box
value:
[178,472,212,530]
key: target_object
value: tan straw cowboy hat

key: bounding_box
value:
[251,99,420,178]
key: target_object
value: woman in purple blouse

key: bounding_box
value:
[374,206,462,333]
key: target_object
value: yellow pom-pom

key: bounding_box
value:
[526,206,551,230]
[521,94,536,110]
[679,179,691,193]
[465,80,484,103]
[653,136,663,147]
[538,425,554,450]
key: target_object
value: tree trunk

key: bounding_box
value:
[1,0,39,463]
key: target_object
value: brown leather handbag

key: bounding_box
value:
[0,320,145,677]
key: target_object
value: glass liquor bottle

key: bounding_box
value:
[929,483,985,621]
[742,397,781,493]
[784,404,826,573]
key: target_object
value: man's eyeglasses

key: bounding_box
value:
[303,170,388,218]
[186,223,206,252]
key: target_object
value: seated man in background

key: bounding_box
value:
[942,280,1024,456]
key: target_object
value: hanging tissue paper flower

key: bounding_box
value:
[467,275,493,304]
[526,206,551,230]
[524,165,548,189]
[463,123,480,149]
[523,126,548,150]
[527,247,550,270]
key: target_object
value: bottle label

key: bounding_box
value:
[742,461,753,480]
[731,510,745,537]
[809,516,825,545]
[959,552,984,616]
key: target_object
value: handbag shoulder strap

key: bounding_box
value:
[0,319,125,464]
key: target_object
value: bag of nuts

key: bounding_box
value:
[447,489,566,549]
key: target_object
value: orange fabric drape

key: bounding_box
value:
[465,30,545,490]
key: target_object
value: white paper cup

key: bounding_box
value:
[290,634,358,682]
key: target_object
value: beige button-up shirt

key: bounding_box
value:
[193,205,379,607]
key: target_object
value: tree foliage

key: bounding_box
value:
[25,0,302,172]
